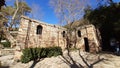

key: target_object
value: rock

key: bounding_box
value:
[15,46,21,51]
[0,55,14,66]
[14,51,23,61]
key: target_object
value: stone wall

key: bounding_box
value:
[16,16,101,52]
[76,25,101,52]
[17,16,66,49]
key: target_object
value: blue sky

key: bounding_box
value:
[25,0,58,24]
[26,0,98,25]
[6,0,120,25]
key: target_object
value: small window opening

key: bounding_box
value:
[36,25,43,35]
[62,31,66,37]
[78,30,81,37]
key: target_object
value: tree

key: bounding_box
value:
[0,0,6,10]
[97,0,119,5]
[11,0,31,28]
[0,0,7,29]
[0,0,8,42]
[50,0,88,48]
[0,0,31,47]
[50,0,88,25]
[84,2,120,51]
[0,0,31,28]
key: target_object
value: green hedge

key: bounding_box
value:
[21,47,62,63]
[0,40,11,48]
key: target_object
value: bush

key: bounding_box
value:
[0,40,11,48]
[47,47,62,57]
[21,47,62,63]
[21,48,34,63]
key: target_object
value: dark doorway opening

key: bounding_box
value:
[78,30,81,37]
[84,37,90,52]
[62,31,66,37]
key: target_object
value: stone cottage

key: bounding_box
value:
[16,16,101,52]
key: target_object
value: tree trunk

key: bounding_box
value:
[11,0,19,28]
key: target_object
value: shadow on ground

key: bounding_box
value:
[60,49,105,68]
[29,58,44,68]
[0,66,9,68]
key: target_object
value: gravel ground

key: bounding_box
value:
[0,50,120,68]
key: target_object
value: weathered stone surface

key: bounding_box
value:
[10,50,120,68]
[0,44,4,49]
[0,48,15,56]
[4,30,17,48]
[17,16,66,49]
[16,16,101,52]
[0,55,14,66]
[14,51,22,61]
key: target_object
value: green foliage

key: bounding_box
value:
[69,48,79,51]
[13,1,31,27]
[0,0,5,8]
[1,6,15,16]
[84,2,120,30]
[17,1,31,15]
[0,40,11,48]
[0,1,31,28]
[21,48,33,63]
[21,47,62,63]
[47,47,63,57]
[84,2,120,51]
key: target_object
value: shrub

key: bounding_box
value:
[21,48,33,63]
[31,48,38,60]
[47,47,62,57]
[0,40,11,48]
[37,48,42,58]
[21,47,62,63]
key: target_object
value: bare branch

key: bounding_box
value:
[31,3,43,20]
[50,0,88,25]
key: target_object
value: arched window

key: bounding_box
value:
[62,31,66,37]
[78,30,81,37]
[36,25,43,35]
